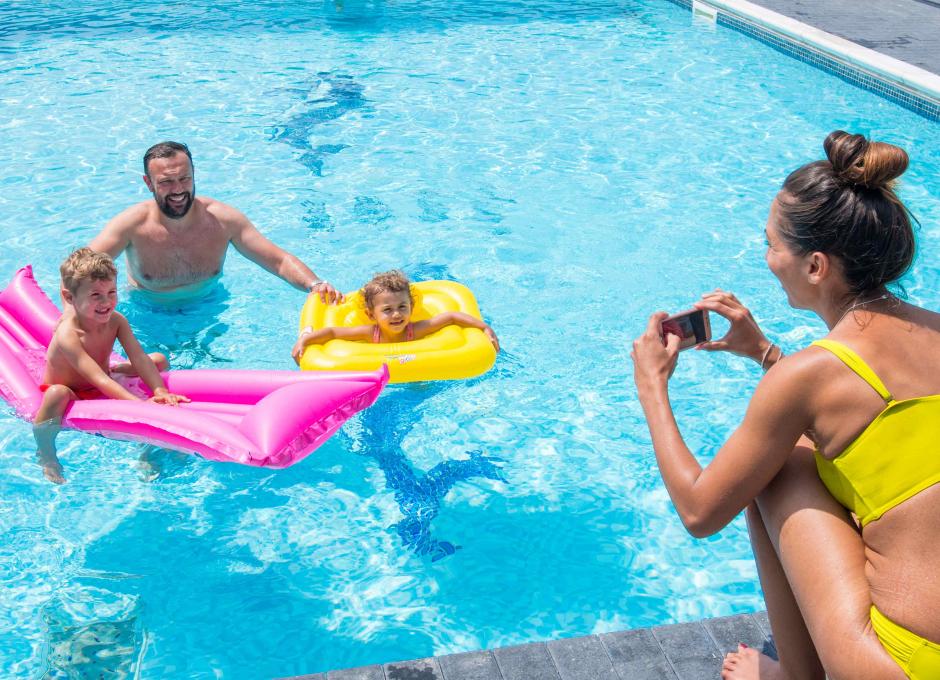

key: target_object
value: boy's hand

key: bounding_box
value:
[149,388,190,406]
[484,326,500,352]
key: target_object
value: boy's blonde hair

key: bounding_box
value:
[361,270,414,309]
[60,248,118,295]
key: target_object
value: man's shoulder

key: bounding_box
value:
[107,200,153,231]
[201,196,245,220]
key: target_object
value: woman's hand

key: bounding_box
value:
[149,388,190,406]
[632,312,681,391]
[694,290,772,364]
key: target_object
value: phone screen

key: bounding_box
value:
[661,309,710,351]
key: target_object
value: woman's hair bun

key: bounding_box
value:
[824,129,908,190]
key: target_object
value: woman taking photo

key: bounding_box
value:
[632,131,940,680]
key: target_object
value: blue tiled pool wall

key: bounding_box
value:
[665,0,940,121]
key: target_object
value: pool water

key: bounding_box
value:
[1,0,939,676]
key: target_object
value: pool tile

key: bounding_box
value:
[493,642,561,680]
[601,627,677,680]
[547,635,619,680]
[439,650,502,680]
[703,613,777,658]
[328,665,385,680]
[652,621,723,680]
[386,657,445,679]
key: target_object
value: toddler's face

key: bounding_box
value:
[368,289,413,336]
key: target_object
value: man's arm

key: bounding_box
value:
[225,205,343,301]
[88,205,142,258]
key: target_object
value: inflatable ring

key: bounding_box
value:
[298,280,496,383]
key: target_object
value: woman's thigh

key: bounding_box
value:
[755,440,905,680]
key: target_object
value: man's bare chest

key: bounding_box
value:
[127,222,230,283]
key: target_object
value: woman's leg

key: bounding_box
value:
[739,440,905,680]
[722,501,826,680]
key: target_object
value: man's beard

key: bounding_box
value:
[156,185,195,219]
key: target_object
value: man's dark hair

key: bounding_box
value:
[143,141,193,176]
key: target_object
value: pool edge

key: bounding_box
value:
[668,0,940,121]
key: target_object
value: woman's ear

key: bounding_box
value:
[61,288,73,305]
[364,307,375,320]
[806,251,832,285]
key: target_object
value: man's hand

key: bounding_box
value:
[309,281,344,304]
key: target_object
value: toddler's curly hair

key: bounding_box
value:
[361,270,414,309]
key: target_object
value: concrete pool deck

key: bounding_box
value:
[290,1,939,678]
[287,612,776,679]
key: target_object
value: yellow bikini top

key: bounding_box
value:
[812,339,940,527]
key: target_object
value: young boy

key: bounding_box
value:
[34,248,189,484]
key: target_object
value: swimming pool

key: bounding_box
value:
[2,0,939,676]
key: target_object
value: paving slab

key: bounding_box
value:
[291,612,776,680]
[652,621,724,680]
[438,650,502,680]
[547,635,619,680]
[748,0,940,75]
[329,666,386,680]
[493,642,561,680]
[602,627,678,680]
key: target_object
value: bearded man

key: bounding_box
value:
[90,141,341,303]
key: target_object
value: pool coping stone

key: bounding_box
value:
[284,611,775,680]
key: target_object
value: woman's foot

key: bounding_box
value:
[722,644,786,680]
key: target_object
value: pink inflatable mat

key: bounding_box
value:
[0,266,389,468]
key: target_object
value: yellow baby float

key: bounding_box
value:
[297,280,496,383]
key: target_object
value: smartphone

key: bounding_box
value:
[660,308,711,351]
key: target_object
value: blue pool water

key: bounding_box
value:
[2,0,939,676]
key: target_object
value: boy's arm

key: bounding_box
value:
[115,316,187,404]
[58,328,140,401]
[413,312,500,351]
[291,325,373,363]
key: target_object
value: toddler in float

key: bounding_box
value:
[292,270,499,363]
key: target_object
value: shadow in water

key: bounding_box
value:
[270,71,369,180]
[40,584,145,679]
[349,380,505,562]
[119,284,233,369]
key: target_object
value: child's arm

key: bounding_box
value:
[57,327,141,401]
[414,312,500,351]
[116,316,189,405]
[291,325,374,364]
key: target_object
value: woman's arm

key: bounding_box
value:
[695,290,783,369]
[632,312,813,537]
[413,312,500,350]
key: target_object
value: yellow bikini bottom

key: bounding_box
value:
[871,605,940,679]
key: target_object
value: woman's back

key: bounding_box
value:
[803,303,940,642]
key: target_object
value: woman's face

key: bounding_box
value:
[764,198,811,309]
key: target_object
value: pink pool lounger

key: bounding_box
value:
[0,266,389,468]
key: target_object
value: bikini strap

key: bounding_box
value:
[372,325,381,343]
[811,339,893,403]
[406,323,414,342]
